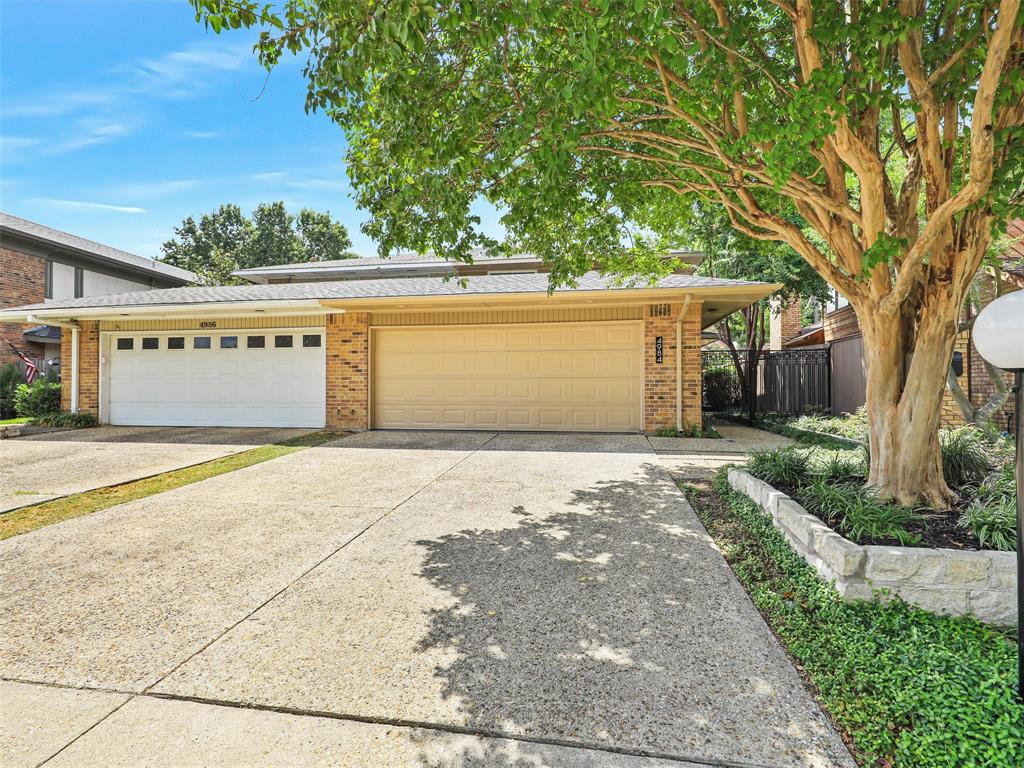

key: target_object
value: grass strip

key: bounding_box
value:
[682,474,1022,768]
[0,417,29,426]
[0,430,340,541]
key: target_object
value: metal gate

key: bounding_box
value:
[829,335,867,416]
[703,348,830,416]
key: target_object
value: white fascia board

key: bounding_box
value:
[0,299,341,324]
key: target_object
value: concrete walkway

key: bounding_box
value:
[0,426,314,512]
[0,430,851,768]
[650,424,794,481]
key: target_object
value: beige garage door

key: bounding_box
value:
[372,322,643,432]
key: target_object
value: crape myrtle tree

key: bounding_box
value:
[191,0,1023,506]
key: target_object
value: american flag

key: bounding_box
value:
[7,341,39,384]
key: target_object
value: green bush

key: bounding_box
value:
[0,363,21,419]
[746,446,810,488]
[791,405,868,441]
[14,381,62,418]
[940,427,993,489]
[959,496,1017,552]
[801,478,921,546]
[703,366,737,411]
[701,473,1023,767]
[28,411,98,429]
[815,451,866,481]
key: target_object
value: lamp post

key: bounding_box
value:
[972,291,1023,702]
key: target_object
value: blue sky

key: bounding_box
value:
[0,0,501,259]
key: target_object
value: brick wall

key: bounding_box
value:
[326,312,369,431]
[59,321,100,415]
[644,301,703,432]
[0,246,46,367]
[769,298,802,350]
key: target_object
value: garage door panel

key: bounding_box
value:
[107,331,325,428]
[372,323,642,432]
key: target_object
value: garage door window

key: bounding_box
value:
[220,336,238,349]
[194,337,211,349]
[302,334,321,348]
[142,337,159,350]
[168,337,185,350]
[275,335,293,348]
[247,336,265,349]
[116,338,134,351]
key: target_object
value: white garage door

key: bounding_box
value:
[372,322,643,432]
[105,329,325,428]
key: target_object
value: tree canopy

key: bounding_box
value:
[161,201,354,284]
[190,0,1023,504]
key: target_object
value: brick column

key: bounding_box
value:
[59,321,100,416]
[768,297,802,350]
[644,301,703,432]
[326,312,369,431]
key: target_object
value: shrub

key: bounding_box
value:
[958,496,1017,551]
[28,411,98,429]
[746,447,810,488]
[0,363,21,419]
[703,366,737,411]
[791,405,868,441]
[940,427,992,489]
[14,381,62,418]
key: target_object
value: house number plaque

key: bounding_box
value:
[655,336,664,364]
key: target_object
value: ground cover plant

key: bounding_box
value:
[684,476,1022,767]
[744,424,1016,550]
[789,406,869,442]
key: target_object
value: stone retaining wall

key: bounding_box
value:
[727,468,1017,625]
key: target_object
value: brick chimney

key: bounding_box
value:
[769,297,803,350]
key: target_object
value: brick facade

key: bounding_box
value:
[325,312,369,431]
[769,298,802,350]
[59,321,100,415]
[644,301,703,432]
[0,246,46,367]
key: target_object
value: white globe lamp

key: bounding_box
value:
[972,290,1023,701]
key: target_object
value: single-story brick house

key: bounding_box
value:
[0,253,775,433]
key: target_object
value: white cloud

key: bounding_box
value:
[250,171,287,181]
[183,130,220,140]
[0,135,43,160]
[47,119,136,155]
[107,179,200,199]
[31,198,147,214]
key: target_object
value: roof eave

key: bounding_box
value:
[0,299,340,324]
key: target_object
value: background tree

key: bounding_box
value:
[162,201,356,284]
[191,1,1024,506]
[682,202,830,421]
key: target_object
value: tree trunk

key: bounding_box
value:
[858,291,959,509]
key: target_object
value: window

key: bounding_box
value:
[74,268,84,299]
[44,261,53,299]
[168,337,185,350]
[274,335,293,348]
[302,334,322,348]
[247,336,266,349]
[194,336,212,349]
[142,337,159,350]
[220,336,238,349]
[116,338,134,351]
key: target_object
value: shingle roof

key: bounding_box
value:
[0,212,197,284]
[8,271,763,312]
[1003,219,1024,278]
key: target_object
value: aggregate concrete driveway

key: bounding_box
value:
[0,426,314,512]
[0,431,854,768]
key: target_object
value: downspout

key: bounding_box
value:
[677,295,692,432]
[27,315,79,413]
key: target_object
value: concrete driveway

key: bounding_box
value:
[0,431,853,768]
[0,426,314,512]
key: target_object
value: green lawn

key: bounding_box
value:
[683,474,1022,768]
[0,417,29,425]
[0,431,340,541]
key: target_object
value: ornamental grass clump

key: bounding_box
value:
[801,478,922,546]
[939,426,993,490]
[746,447,810,489]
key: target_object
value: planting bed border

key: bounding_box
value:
[727,468,1017,625]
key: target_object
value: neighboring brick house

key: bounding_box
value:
[770,222,1024,427]
[0,212,196,375]
[0,251,775,433]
